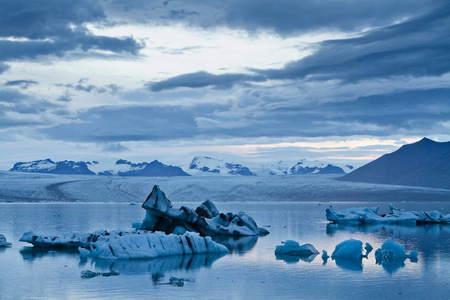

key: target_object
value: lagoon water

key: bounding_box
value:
[0,202,449,299]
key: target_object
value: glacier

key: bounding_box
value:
[326,203,450,225]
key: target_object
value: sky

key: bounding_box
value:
[1,0,450,170]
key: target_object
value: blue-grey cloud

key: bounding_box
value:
[42,104,220,142]
[0,0,143,62]
[0,88,65,129]
[107,0,440,36]
[147,71,266,92]
[57,90,73,102]
[5,80,39,89]
[40,87,450,142]
[101,142,129,152]
[0,62,9,74]
[255,4,450,83]
[149,3,450,91]
[56,78,121,95]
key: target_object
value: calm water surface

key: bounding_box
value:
[0,202,449,299]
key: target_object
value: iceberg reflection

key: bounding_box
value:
[85,252,227,283]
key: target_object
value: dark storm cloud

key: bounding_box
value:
[146,71,266,92]
[5,80,39,89]
[255,4,450,83]
[108,0,439,36]
[149,3,450,91]
[0,0,142,62]
[41,87,450,142]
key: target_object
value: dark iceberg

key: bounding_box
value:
[135,185,270,236]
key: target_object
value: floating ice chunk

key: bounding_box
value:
[326,204,450,225]
[375,238,418,262]
[0,234,12,247]
[275,240,319,256]
[365,242,373,254]
[331,239,363,260]
[20,230,110,248]
[136,185,269,236]
[321,250,330,264]
[159,276,195,287]
[81,232,228,260]
[20,230,228,259]
[81,270,120,279]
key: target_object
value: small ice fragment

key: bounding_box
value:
[0,234,12,247]
[81,270,119,279]
[275,240,319,256]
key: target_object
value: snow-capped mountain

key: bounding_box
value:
[9,159,190,177]
[9,159,96,175]
[101,159,190,177]
[289,159,350,175]
[9,157,353,177]
[188,156,256,176]
[255,159,353,175]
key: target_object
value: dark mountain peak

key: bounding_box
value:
[418,137,434,143]
[340,138,450,189]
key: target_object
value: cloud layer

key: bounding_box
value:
[0,0,449,166]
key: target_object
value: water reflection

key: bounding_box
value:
[212,235,258,254]
[326,223,450,237]
[375,257,418,274]
[275,253,318,264]
[20,246,79,261]
[334,258,363,272]
[85,252,227,285]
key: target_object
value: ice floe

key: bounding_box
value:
[134,185,270,236]
[20,230,228,259]
[326,203,450,225]
[0,234,12,247]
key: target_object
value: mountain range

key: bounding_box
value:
[9,157,351,177]
[340,137,450,189]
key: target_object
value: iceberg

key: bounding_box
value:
[20,230,228,259]
[135,185,270,236]
[375,238,418,262]
[275,240,319,264]
[326,204,450,225]
[375,238,418,273]
[331,239,363,260]
[275,240,319,256]
[0,234,12,247]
